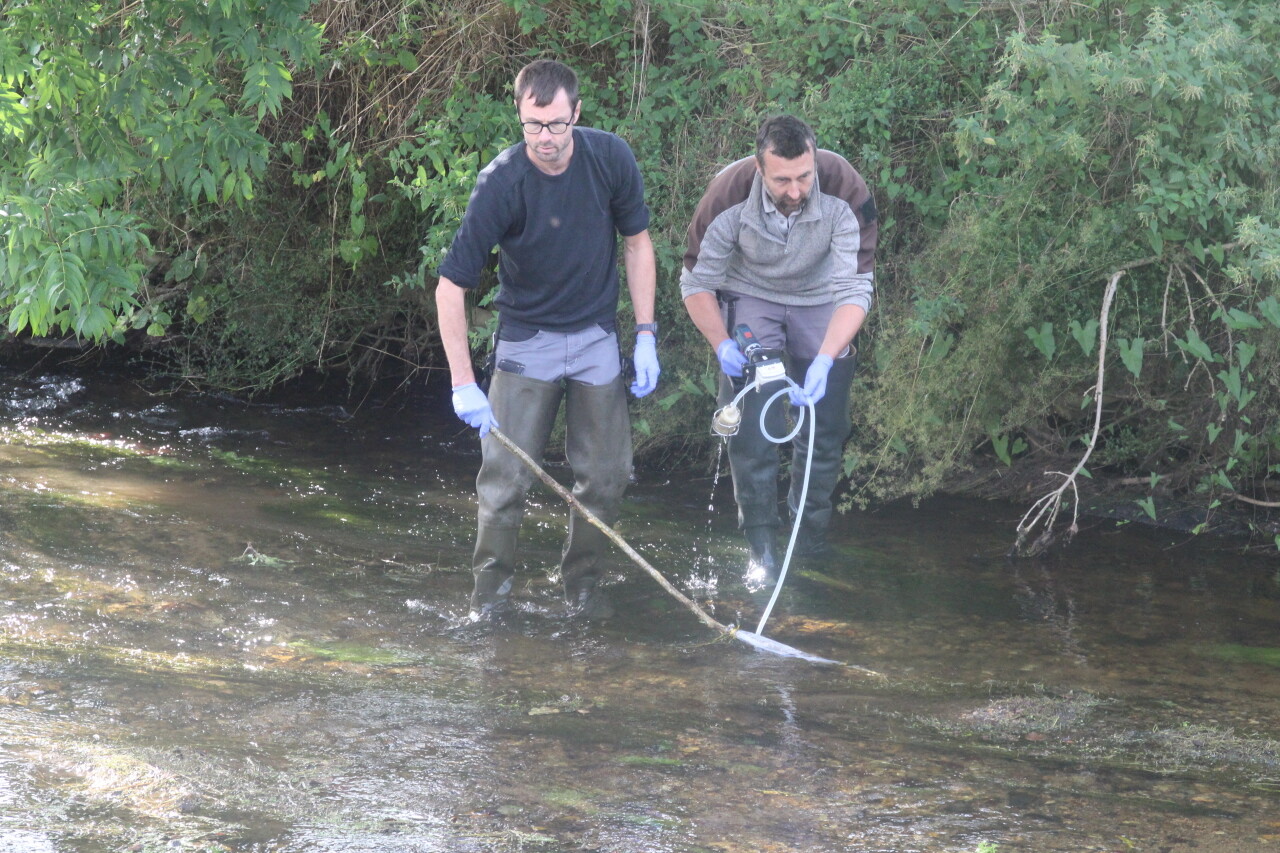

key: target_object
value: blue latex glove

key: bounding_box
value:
[789,354,833,407]
[451,382,498,437]
[631,333,660,398]
[716,338,748,379]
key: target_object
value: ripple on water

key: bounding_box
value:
[2,371,1280,853]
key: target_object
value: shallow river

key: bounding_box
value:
[0,364,1278,853]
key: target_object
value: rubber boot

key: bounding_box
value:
[559,375,631,619]
[470,371,563,619]
[469,525,518,620]
[743,524,781,583]
[721,373,786,580]
[786,352,857,559]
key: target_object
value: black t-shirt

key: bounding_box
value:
[438,127,650,332]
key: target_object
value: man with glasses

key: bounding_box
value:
[680,115,877,582]
[436,59,659,622]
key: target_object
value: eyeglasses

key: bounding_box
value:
[520,119,572,135]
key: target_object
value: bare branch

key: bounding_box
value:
[1012,269,1124,556]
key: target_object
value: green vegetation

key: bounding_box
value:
[618,754,683,767]
[2,0,1277,538]
[0,0,322,343]
[1202,644,1280,669]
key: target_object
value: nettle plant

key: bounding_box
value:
[952,1,1280,539]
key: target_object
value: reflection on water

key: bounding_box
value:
[0,365,1278,852]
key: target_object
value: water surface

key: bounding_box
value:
[1,365,1277,852]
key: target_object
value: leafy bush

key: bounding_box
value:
[856,0,1280,519]
[5,0,1280,530]
[0,0,322,343]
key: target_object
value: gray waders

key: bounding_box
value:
[720,352,857,573]
[471,370,631,618]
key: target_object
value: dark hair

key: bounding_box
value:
[755,114,817,162]
[514,59,579,109]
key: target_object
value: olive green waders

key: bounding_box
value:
[719,371,788,578]
[470,370,632,617]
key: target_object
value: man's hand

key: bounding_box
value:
[451,383,498,436]
[716,338,748,379]
[631,334,660,397]
[789,355,833,407]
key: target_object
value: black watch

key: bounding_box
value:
[635,323,658,335]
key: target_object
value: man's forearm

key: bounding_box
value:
[819,304,867,359]
[624,230,657,326]
[683,291,730,350]
[435,276,477,387]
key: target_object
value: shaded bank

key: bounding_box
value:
[6,0,1277,525]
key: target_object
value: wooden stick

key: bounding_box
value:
[487,426,882,674]
[488,427,728,635]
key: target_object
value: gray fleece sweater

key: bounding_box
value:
[680,150,876,313]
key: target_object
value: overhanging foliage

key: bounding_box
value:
[2,0,1279,536]
[0,0,322,341]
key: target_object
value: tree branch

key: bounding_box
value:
[1228,492,1280,509]
[1012,269,1124,556]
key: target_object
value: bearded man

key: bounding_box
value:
[679,114,877,581]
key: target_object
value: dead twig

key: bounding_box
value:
[1227,492,1280,509]
[1012,270,1124,556]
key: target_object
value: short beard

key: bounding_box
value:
[772,193,806,216]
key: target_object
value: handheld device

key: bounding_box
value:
[732,324,787,388]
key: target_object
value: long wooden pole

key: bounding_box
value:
[489,427,727,635]
[487,426,881,674]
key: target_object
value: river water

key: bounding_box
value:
[0,363,1277,853]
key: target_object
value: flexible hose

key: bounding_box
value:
[486,425,880,674]
[720,378,815,635]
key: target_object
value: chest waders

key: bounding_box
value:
[713,293,782,574]
[785,352,858,557]
[471,369,632,619]
[718,351,858,576]
[489,426,884,671]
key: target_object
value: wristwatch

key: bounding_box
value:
[635,323,658,335]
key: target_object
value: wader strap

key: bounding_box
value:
[716,292,747,393]
[717,291,739,334]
